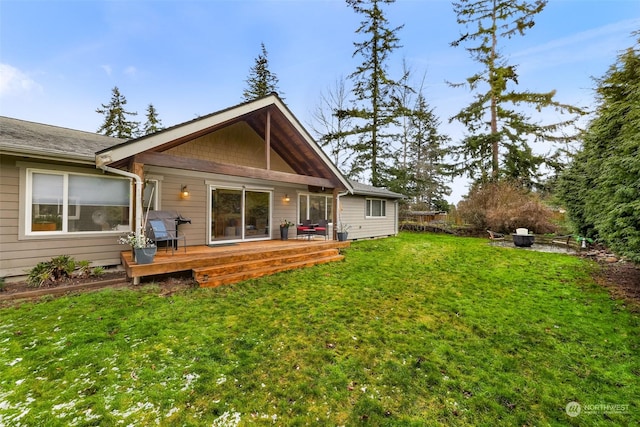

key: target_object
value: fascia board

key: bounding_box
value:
[97,97,278,165]
[270,97,354,193]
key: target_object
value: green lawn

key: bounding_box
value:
[1,233,637,426]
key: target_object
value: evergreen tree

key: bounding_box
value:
[143,103,164,135]
[383,66,451,208]
[242,42,283,101]
[342,0,403,186]
[96,86,139,139]
[558,34,640,262]
[450,0,584,188]
[407,91,452,208]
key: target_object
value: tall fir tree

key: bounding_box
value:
[242,42,283,101]
[450,0,584,188]
[96,86,139,139]
[407,90,451,209]
[143,104,164,135]
[342,0,403,186]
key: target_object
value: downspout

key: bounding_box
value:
[96,163,143,240]
[394,199,399,236]
[336,189,351,237]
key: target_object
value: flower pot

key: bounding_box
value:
[337,232,348,241]
[280,226,289,240]
[32,222,57,231]
[134,246,157,264]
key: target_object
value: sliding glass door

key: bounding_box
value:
[244,190,270,239]
[210,187,271,243]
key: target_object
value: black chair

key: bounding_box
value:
[297,219,312,239]
[148,219,186,254]
[315,219,329,240]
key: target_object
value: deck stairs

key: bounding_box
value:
[122,240,349,287]
[193,246,344,287]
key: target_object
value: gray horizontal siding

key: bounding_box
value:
[150,169,304,244]
[340,195,397,240]
[0,155,126,278]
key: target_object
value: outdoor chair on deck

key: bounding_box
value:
[297,219,312,239]
[148,219,186,254]
[315,219,329,240]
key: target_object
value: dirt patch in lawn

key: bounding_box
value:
[592,261,640,309]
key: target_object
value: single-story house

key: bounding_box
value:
[0,94,403,279]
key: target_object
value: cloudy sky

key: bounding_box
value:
[1,0,638,202]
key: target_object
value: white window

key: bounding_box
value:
[366,198,386,218]
[27,169,131,234]
[298,193,333,224]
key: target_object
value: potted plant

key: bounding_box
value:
[32,214,61,232]
[337,223,351,241]
[280,219,294,240]
[118,229,156,264]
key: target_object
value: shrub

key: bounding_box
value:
[27,262,55,288]
[76,260,92,278]
[26,255,90,288]
[0,277,5,292]
[91,266,106,276]
[49,255,76,281]
[457,181,558,234]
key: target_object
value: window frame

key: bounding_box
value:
[26,168,132,236]
[297,193,333,224]
[365,198,387,218]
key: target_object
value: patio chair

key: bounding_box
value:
[148,219,186,254]
[487,230,505,240]
[315,219,329,240]
[297,219,312,239]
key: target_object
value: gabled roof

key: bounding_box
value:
[0,116,122,164]
[1,102,404,200]
[349,180,404,199]
[96,94,352,191]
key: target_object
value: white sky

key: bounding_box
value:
[1,0,638,203]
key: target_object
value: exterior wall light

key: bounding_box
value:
[283,194,290,202]
[180,185,190,199]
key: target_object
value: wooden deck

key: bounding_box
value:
[121,239,351,287]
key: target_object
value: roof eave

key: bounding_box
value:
[272,98,354,193]
[98,94,354,192]
[0,147,96,165]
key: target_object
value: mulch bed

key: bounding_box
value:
[0,271,198,304]
[593,261,640,309]
[0,272,129,302]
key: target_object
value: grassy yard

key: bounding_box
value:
[1,233,637,426]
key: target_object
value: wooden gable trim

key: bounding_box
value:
[97,95,353,193]
[134,151,340,188]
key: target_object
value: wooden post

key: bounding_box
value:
[333,188,339,241]
[265,109,271,170]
